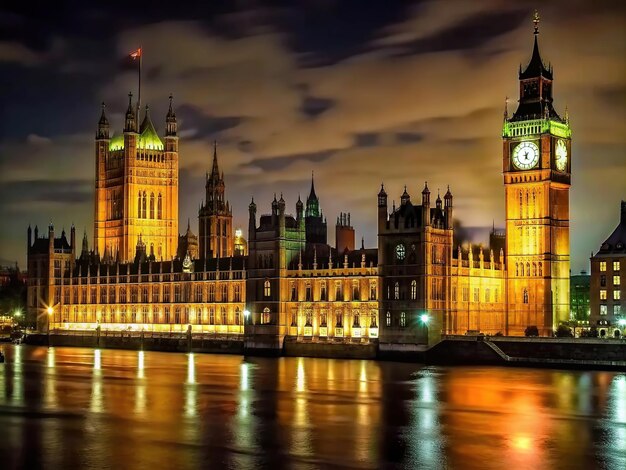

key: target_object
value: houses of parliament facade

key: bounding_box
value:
[27,22,571,351]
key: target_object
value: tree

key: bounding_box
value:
[555,324,574,338]
[524,325,539,337]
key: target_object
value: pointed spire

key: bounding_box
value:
[97,102,110,140]
[503,96,508,121]
[210,140,220,179]
[422,181,430,194]
[124,92,137,132]
[166,93,177,137]
[564,105,569,124]
[308,171,317,200]
[520,10,552,80]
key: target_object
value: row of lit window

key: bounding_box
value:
[599,261,621,272]
[58,283,243,305]
[286,280,377,302]
[290,310,378,329]
[600,275,621,287]
[600,305,622,316]
[599,290,621,300]
[56,305,243,325]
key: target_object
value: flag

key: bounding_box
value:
[130,48,142,59]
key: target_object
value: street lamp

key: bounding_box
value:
[243,309,250,325]
[419,313,430,345]
[46,306,54,346]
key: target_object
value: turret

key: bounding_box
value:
[278,193,286,236]
[296,195,304,231]
[378,183,388,232]
[48,223,54,256]
[97,102,110,140]
[27,225,32,253]
[435,190,442,210]
[444,186,453,230]
[248,197,257,241]
[124,92,137,133]
[165,94,178,152]
[400,186,410,206]
[70,224,76,259]
[421,182,431,226]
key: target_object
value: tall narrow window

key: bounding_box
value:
[264,279,271,298]
[262,307,271,325]
[523,289,529,304]
[386,312,391,327]
[394,282,400,300]
[142,191,147,218]
[320,282,327,301]
[221,307,227,325]
[150,193,155,219]
[209,308,215,325]
[410,280,417,300]
[138,192,142,218]
[235,307,241,325]
[157,194,163,219]
[400,312,406,327]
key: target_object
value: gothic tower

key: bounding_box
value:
[198,142,233,259]
[94,94,179,262]
[503,12,571,335]
[304,172,327,248]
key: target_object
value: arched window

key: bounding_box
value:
[353,311,360,327]
[532,263,537,277]
[400,312,407,327]
[235,307,240,325]
[538,262,543,277]
[234,284,241,302]
[157,194,162,219]
[142,191,147,218]
[150,193,155,219]
[526,263,530,278]
[410,280,417,300]
[221,284,228,302]
[262,307,271,325]
[394,282,400,300]
[264,279,271,297]
[138,192,142,218]
[208,284,215,302]
[209,308,215,325]
[221,307,227,325]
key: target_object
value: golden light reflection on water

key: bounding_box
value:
[0,346,624,470]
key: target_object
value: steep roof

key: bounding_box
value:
[519,35,553,80]
[138,108,164,150]
[595,202,626,256]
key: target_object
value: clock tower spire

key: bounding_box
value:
[502,11,571,335]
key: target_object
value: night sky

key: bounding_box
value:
[1,1,625,272]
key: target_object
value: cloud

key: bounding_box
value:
[26,134,52,145]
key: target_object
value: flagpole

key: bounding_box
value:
[137,47,142,125]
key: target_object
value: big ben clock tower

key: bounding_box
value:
[503,12,571,335]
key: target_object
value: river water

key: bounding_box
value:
[0,345,624,469]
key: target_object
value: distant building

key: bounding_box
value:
[590,201,626,338]
[234,229,248,256]
[570,271,590,323]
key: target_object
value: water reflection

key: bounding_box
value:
[0,346,624,470]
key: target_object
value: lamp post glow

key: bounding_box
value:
[46,306,54,346]
[243,310,250,325]
[420,313,430,345]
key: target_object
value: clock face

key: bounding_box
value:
[555,139,568,171]
[395,243,406,261]
[512,141,540,170]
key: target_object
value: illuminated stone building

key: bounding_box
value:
[501,16,571,336]
[246,196,378,351]
[26,15,573,346]
[198,143,234,259]
[590,201,626,338]
[94,95,179,263]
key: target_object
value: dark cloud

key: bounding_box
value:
[395,132,424,144]
[301,96,335,118]
[243,150,337,172]
[354,133,379,148]
[0,179,92,206]
[177,104,242,140]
